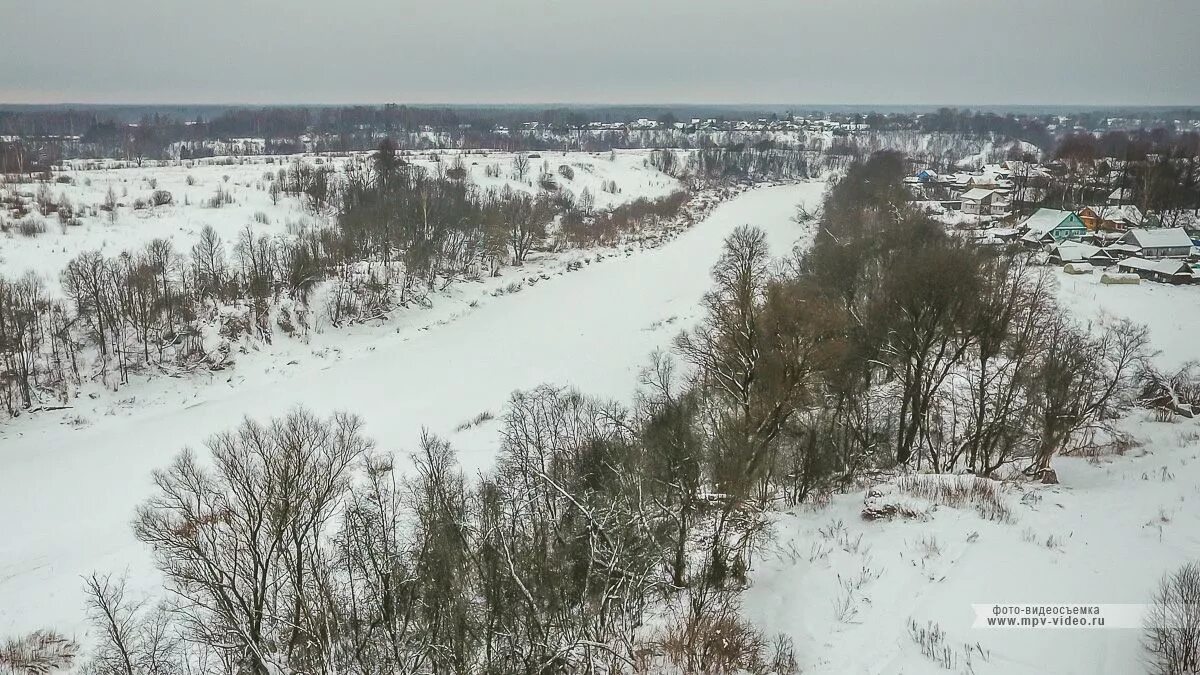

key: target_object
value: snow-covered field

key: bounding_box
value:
[0,149,683,283]
[1055,269,1199,371]
[0,177,824,637]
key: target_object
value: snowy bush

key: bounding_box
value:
[1144,561,1200,675]
[862,474,1012,523]
[0,630,78,675]
[454,410,495,431]
[657,593,798,675]
[17,218,46,237]
[206,185,233,208]
[150,189,173,206]
[1138,363,1200,421]
[908,619,989,672]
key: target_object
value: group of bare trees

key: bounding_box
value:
[335,144,570,311]
[688,146,812,184]
[0,273,74,415]
[334,141,696,308]
[784,151,1150,483]
[77,375,795,675]
[75,214,844,674]
[0,220,338,417]
[559,191,689,248]
[1052,130,1200,223]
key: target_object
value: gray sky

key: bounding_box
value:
[2,0,1198,106]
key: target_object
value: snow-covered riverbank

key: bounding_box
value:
[0,181,826,637]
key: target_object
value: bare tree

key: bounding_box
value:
[1144,562,1200,675]
[132,410,371,675]
[511,154,530,181]
[104,185,119,224]
[82,573,181,675]
[1027,317,1149,480]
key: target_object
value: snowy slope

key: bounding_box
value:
[0,181,825,637]
[746,431,1200,675]
[744,267,1200,675]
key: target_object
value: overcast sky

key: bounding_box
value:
[2,0,1198,106]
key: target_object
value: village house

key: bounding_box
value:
[961,188,996,216]
[1107,187,1132,205]
[1115,258,1196,285]
[973,227,1021,244]
[1019,208,1088,247]
[1082,229,1126,247]
[950,172,1007,192]
[1048,241,1118,267]
[1077,204,1144,231]
[1048,241,1096,264]
[1113,228,1194,259]
[1001,160,1051,180]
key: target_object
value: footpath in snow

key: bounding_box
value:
[0,181,826,637]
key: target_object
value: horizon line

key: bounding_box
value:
[3,101,1200,111]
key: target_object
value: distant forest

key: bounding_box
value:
[2,104,1200,174]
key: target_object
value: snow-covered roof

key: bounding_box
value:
[1020,208,1079,237]
[983,227,1020,237]
[1120,228,1194,249]
[1002,160,1049,177]
[1106,243,1141,254]
[950,172,1003,187]
[1088,230,1125,242]
[1108,187,1132,201]
[1116,257,1195,277]
[961,188,995,201]
[1051,241,1100,262]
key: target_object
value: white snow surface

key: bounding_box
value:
[0,180,824,637]
[1055,267,1199,371]
[746,431,1200,675]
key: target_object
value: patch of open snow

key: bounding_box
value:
[1054,267,1200,370]
[747,419,1200,675]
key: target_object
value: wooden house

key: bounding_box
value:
[1077,205,1144,232]
[1019,209,1088,247]
[961,188,996,216]
[1114,228,1194,259]
[1115,258,1196,284]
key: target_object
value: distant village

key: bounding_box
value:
[906,160,1200,285]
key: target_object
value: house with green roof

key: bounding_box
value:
[1019,208,1088,247]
